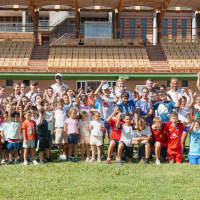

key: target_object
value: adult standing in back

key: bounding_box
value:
[51,73,69,97]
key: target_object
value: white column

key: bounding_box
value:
[22,11,27,32]
[109,12,112,22]
[192,12,197,41]
[153,12,158,45]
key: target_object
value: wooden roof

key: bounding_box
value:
[0,0,200,11]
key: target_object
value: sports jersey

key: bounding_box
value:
[22,120,36,140]
[188,129,200,156]
[118,100,135,117]
[165,121,184,154]
[107,118,124,141]
[151,124,168,147]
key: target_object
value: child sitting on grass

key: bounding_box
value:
[188,120,200,164]
[151,117,168,165]
[131,116,152,165]
[117,113,138,165]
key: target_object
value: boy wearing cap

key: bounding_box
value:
[51,73,69,97]
[95,81,119,158]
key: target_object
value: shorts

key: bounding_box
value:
[48,130,53,141]
[55,127,67,144]
[37,139,50,152]
[101,118,111,134]
[90,135,103,146]
[183,126,190,134]
[138,140,152,161]
[68,134,79,145]
[119,142,133,158]
[2,141,8,150]
[154,142,167,159]
[79,135,90,144]
[7,141,20,150]
[23,140,35,148]
[109,139,119,147]
[188,155,200,164]
[167,152,182,163]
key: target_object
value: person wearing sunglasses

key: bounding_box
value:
[51,73,69,97]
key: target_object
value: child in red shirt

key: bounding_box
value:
[151,117,168,165]
[22,110,38,165]
[165,111,184,163]
[105,107,123,164]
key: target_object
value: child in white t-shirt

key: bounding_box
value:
[178,89,194,152]
[89,111,105,162]
[0,111,10,164]
[54,98,67,161]
[78,111,90,161]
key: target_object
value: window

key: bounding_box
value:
[167,80,170,87]
[182,80,188,87]
[141,19,147,43]
[182,19,187,37]
[172,19,177,36]
[130,19,135,39]
[120,18,124,39]
[23,80,29,87]
[76,81,87,92]
[6,80,13,86]
[162,19,168,35]
[107,81,116,88]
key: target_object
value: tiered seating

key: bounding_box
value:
[160,37,200,72]
[51,38,143,46]
[47,46,150,72]
[0,33,34,70]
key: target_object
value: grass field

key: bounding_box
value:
[0,137,199,200]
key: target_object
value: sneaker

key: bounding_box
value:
[15,160,19,164]
[112,153,117,159]
[101,152,105,159]
[39,160,46,164]
[57,154,63,161]
[23,160,28,165]
[1,160,6,164]
[118,159,123,165]
[67,157,72,162]
[85,157,90,162]
[105,160,111,164]
[156,159,161,165]
[74,157,78,162]
[45,158,52,162]
[134,152,139,157]
[32,160,38,165]
[144,158,149,165]
[89,158,96,162]
[97,158,101,162]
[80,157,85,161]
[30,156,33,162]
[8,160,13,165]
[18,155,21,160]
[62,154,67,161]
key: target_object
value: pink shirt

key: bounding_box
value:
[64,118,78,134]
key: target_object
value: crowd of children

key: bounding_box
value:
[1,72,200,165]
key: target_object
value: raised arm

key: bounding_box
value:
[110,87,118,103]
[197,72,200,91]
[148,95,154,110]
[19,106,23,123]
[8,104,11,122]
[49,111,55,123]
[106,110,116,123]
[188,89,194,109]
[174,92,180,108]
[95,81,106,98]
[37,112,42,126]
[189,121,195,134]
[68,93,72,108]
[116,113,122,128]
[88,94,96,107]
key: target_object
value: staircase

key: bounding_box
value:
[146,44,170,72]
[29,44,50,71]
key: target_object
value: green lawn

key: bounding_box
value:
[0,137,199,200]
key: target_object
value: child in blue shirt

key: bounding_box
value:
[118,92,135,117]
[188,120,200,164]
[148,91,179,123]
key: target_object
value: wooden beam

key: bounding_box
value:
[25,0,37,30]
[158,0,172,32]
[117,0,123,32]
[74,0,79,34]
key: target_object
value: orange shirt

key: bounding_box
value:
[165,121,184,154]
[22,120,36,140]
